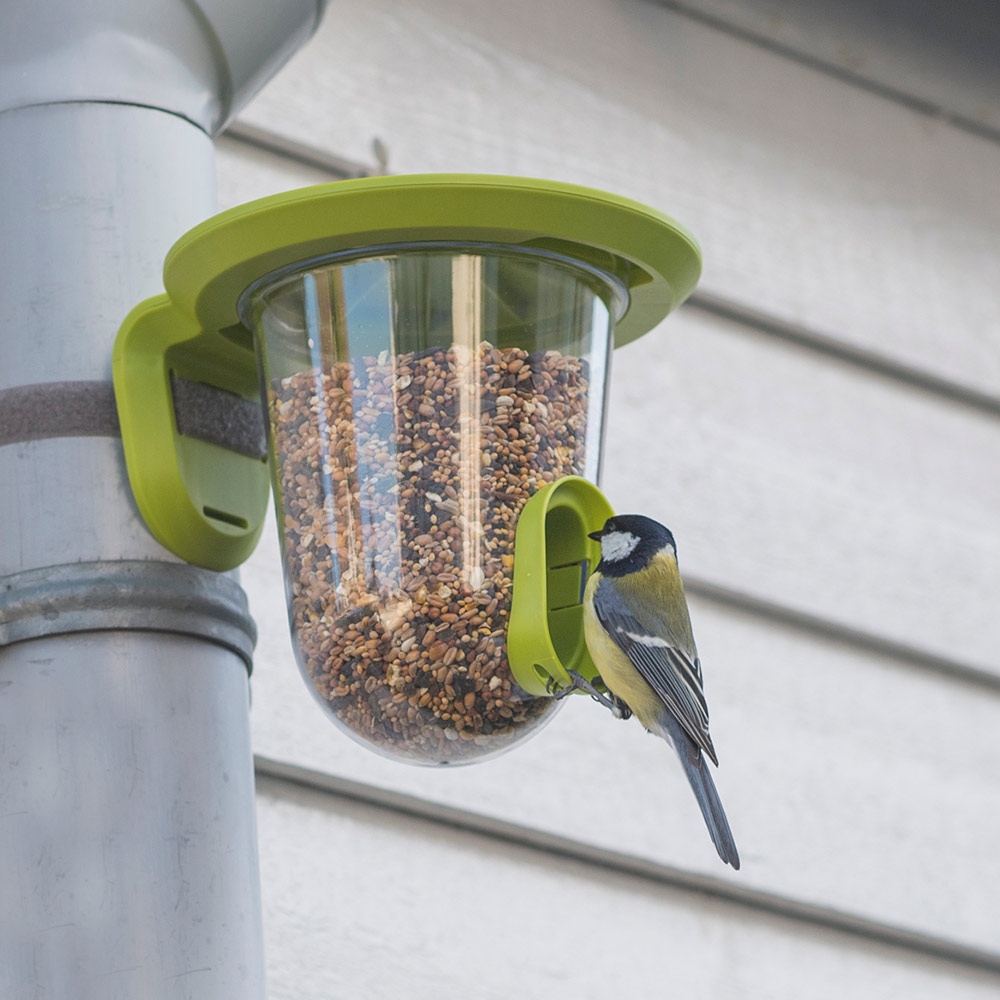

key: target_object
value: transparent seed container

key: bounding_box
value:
[242,243,624,764]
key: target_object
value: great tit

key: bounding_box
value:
[580,514,740,869]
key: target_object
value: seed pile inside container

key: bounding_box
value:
[268,341,591,763]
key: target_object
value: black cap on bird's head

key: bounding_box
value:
[588,514,676,574]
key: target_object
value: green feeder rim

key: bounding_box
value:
[163,174,702,348]
[507,475,616,697]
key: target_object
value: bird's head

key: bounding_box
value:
[588,514,676,574]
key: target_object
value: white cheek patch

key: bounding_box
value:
[601,530,639,562]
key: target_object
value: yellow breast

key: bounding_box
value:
[582,572,666,730]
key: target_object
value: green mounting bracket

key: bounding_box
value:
[507,476,615,697]
[112,295,269,571]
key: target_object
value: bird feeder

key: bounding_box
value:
[113,175,700,764]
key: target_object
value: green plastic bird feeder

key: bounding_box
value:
[113,174,700,764]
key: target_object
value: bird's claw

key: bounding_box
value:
[600,695,632,721]
[545,674,574,700]
[611,696,633,721]
[565,670,632,720]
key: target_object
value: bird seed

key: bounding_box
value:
[268,341,592,764]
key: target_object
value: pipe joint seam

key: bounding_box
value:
[0,560,257,671]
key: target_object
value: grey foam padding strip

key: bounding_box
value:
[0,381,120,446]
[0,379,267,461]
[170,374,267,461]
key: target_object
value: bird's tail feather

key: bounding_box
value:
[658,719,740,869]
[683,752,740,869]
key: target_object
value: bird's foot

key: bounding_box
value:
[565,670,632,720]
[610,694,633,722]
[545,674,577,700]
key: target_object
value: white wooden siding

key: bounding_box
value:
[256,775,1000,1000]
[223,0,1000,994]
[652,0,1000,136]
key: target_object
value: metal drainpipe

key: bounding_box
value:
[0,4,325,997]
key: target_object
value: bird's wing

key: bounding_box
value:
[594,576,717,765]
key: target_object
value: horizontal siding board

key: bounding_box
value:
[215,137,335,210]
[236,0,1000,398]
[652,0,1000,136]
[243,529,1000,954]
[257,755,1000,975]
[256,774,1000,999]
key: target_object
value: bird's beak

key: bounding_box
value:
[587,530,603,541]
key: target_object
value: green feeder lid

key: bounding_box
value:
[164,173,702,350]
